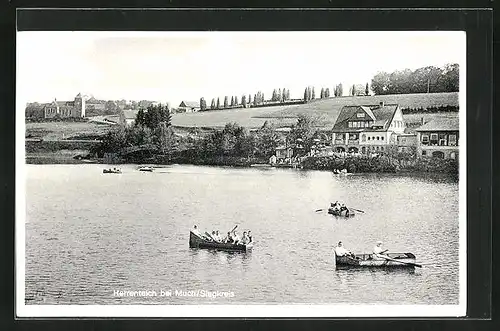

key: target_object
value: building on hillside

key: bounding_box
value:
[119,109,140,127]
[331,102,406,155]
[44,93,86,119]
[415,117,459,159]
[396,133,418,153]
[178,101,200,113]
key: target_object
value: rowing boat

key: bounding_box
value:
[138,166,154,172]
[328,208,355,217]
[103,169,122,174]
[189,231,253,252]
[335,252,417,268]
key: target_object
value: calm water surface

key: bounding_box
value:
[25,164,460,305]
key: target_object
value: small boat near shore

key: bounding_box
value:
[103,168,122,174]
[189,231,253,252]
[335,252,419,268]
[328,208,355,217]
[138,166,154,172]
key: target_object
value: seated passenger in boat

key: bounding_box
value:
[240,231,250,245]
[373,241,389,259]
[224,232,234,244]
[232,231,241,244]
[334,241,352,257]
[191,225,202,238]
[247,231,253,243]
[211,230,219,242]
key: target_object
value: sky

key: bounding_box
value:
[17,31,465,107]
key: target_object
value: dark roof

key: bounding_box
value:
[415,117,459,132]
[179,101,200,108]
[332,104,399,132]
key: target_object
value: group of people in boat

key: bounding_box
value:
[330,201,350,215]
[191,225,253,245]
[333,168,348,174]
[334,240,389,260]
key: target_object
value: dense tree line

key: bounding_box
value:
[93,104,174,157]
[371,63,459,95]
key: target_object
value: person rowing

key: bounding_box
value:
[373,241,389,260]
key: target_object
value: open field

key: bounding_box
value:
[25,121,114,140]
[171,105,298,129]
[171,92,459,129]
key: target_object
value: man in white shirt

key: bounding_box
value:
[373,241,389,259]
[334,241,351,257]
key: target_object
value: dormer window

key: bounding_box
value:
[356,113,365,118]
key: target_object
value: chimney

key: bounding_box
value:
[379,101,384,108]
[421,117,425,125]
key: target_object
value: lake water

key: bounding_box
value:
[24,164,460,305]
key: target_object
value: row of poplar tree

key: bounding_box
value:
[199,88,293,111]
[303,83,370,102]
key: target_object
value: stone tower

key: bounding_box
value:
[74,93,86,117]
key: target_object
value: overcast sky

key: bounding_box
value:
[17,31,465,106]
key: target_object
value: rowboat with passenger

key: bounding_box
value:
[334,252,420,268]
[189,231,253,252]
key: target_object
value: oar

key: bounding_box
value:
[230,225,238,233]
[379,254,422,268]
[315,209,325,212]
[349,208,365,213]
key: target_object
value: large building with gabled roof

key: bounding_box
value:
[331,102,406,154]
[44,93,86,119]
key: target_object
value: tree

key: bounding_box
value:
[211,98,216,109]
[371,71,391,95]
[304,87,308,102]
[216,97,221,109]
[325,88,330,98]
[155,121,175,156]
[242,95,247,108]
[277,88,282,102]
[365,83,370,95]
[311,87,315,100]
[235,96,239,106]
[320,87,325,98]
[254,94,258,106]
[338,83,343,97]
[351,84,356,96]
[200,97,207,111]
[248,94,252,105]
[272,89,277,101]
[286,89,290,100]
[255,121,281,158]
[224,96,229,108]
[287,114,317,156]
[230,96,235,107]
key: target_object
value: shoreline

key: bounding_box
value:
[25,152,458,176]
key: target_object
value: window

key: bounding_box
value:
[376,136,380,140]
[367,137,371,141]
[401,137,406,143]
[439,133,447,146]
[430,133,438,146]
[356,113,365,118]
[361,134,366,142]
[422,150,427,156]
[381,136,384,141]
[348,122,353,128]
[449,134,457,146]
[450,152,457,160]
[421,134,429,145]
[381,147,384,151]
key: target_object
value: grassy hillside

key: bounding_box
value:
[25,121,113,140]
[171,92,459,129]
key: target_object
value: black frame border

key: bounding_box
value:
[1,4,494,330]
